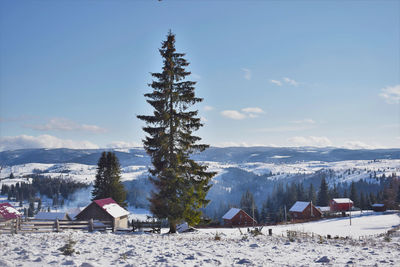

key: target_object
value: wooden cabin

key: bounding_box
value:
[75,198,129,229]
[289,201,322,220]
[371,203,386,212]
[330,198,353,212]
[0,203,22,222]
[222,208,256,227]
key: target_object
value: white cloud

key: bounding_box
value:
[221,110,247,120]
[257,125,313,133]
[106,141,142,149]
[283,77,299,86]
[288,136,333,147]
[0,135,99,151]
[290,118,315,124]
[221,107,265,120]
[214,141,271,147]
[379,84,400,104]
[241,107,265,114]
[270,80,282,86]
[26,118,107,133]
[341,141,377,150]
[242,68,251,80]
[200,116,208,122]
[204,106,214,111]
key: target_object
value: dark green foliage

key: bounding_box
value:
[317,177,329,206]
[308,183,317,204]
[350,181,359,207]
[28,201,35,217]
[58,235,78,256]
[137,31,215,233]
[92,152,127,207]
[37,198,42,212]
[397,185,400,204]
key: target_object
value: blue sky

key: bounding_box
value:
[0,0,399,151]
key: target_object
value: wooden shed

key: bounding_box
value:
[75,198,129,229]
[0,203,21,222]
[371,203,386,212]
[289,201,322,220]
[222,208,256,227]
[330,198,353,212]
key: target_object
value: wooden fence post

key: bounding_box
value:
[89,219,94,232]
[112,219,116,233]
[55,219,60,232]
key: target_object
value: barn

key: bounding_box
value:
[0,203,22,222]
[330,198,353,212]
[75,198,129,229]
[222,208,256,227]
[371,203,386,212]
[289,201,322,220]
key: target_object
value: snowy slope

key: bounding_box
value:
[0,212,399,266]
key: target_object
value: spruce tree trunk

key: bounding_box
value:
[169,221,177,234]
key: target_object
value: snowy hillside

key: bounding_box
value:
[0,211,399,266]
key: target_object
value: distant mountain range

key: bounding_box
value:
[1,147,400,167]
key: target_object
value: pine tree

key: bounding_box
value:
[240,190,258,221]
[350,181,359,207]
[137,31,215,233]
[317,177,329,206]
[92,152,127,207]
[307,183,317,204]
[396,184,400,205]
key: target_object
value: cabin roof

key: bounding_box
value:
[222,208,241,220]
[92,198,129,218]
[332,198,353,204]
[372,203,385,207]
[289,201,310,212]
[0,203,21,220]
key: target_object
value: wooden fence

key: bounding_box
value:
[0,218,113,234]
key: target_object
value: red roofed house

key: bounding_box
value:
[289,201,322,220]
[222,208,256,227]
[75,198,129,229]
[371,203,386,212]
[330,198,353,212]
[0,203,22,222]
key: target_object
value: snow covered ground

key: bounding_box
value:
[0,212,399,266]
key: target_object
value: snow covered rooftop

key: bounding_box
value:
[93,198,129,218]
[0,203,21,220]
[372,204,385,207]
[289,201,310,212]
[222,208,241,220]
[332,198,353,204]
[317,206,331,212]
[35,212,71,220]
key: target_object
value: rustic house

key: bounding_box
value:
[371,203,386,212]
[289,201,322,220]
[222,208,256,227]
[0,203,22,222]
[75,198,129,229]
[34,212,72,221]
[330,198,353,212]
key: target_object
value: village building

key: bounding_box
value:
[371,203,386,212]
[0,203,22,222]
[289,201,322,220]
[75,198,129,229]
[330,198,353,212]
[34,211,72,221]
[222,208,256,227]
[316,206,331,215]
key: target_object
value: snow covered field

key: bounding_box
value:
[0,212,399,266]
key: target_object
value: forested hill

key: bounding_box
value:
[1,147,400,166]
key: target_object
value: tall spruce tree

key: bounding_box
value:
[137,31,216,233]
[240,190,259,221]
[317,177,329,206]
[349,181,359,208]
[92,152,127,207]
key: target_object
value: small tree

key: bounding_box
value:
[92,152,127,207]
[317,177,329,206]
[350,181,359,207]
[240,190,258,222]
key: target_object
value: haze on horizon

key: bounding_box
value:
[0,1,399,151]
